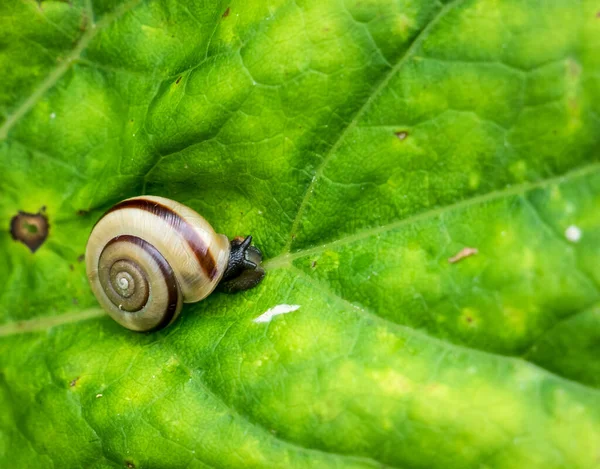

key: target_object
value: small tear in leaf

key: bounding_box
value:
[175,76,182,85]
[395,131,408,141]
[69,377,79,387]
[448,247,478,264]
[10,209,50,253]
[254,304,300,323]
[222,7,230,18]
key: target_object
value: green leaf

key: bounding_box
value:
[1,0,599,467]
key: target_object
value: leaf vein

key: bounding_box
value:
[282,0,465,254]
[264,162,600,269]
[0,0,142,141]
[290,266,600,395]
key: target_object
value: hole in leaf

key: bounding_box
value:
[24,222,38,234]
[9,208,49,253]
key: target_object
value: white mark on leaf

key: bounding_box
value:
[254,304,300,323]
[50,112,56,119]
[565,225,582,243]
[96,393,103,398]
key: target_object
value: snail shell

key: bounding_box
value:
[86,196,233,332]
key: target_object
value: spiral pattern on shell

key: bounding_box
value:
[86,196,230,332]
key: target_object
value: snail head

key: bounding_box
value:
[219,235,265,293]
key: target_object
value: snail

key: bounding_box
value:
[85,196,265,332]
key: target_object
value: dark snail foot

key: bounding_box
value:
[219,236,265,293]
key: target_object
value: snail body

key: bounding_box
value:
[86,196,264,332]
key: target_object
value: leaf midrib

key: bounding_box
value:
[0,309,104,337]
[2,170,600,396]
[264,161,600,269]
[2,161,599,335]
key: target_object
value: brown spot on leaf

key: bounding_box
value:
[395,131,408,141]
[448,247,478,264]
[10,209,50,253]
[175,76,182,85]
[69,264,74,271]
[69,377,79,387]
[79,10,88,32]
[76,209,89,216]
[596,10,600,18]
[77,254,85,263]
[311,261,317,268]
[125,462,136,469]
[466,316,473,323]
[222,7,230,18]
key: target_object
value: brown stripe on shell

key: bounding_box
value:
[105,198,219,280]
[107,235,179,332]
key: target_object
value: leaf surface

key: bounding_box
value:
[1,0,599,467]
